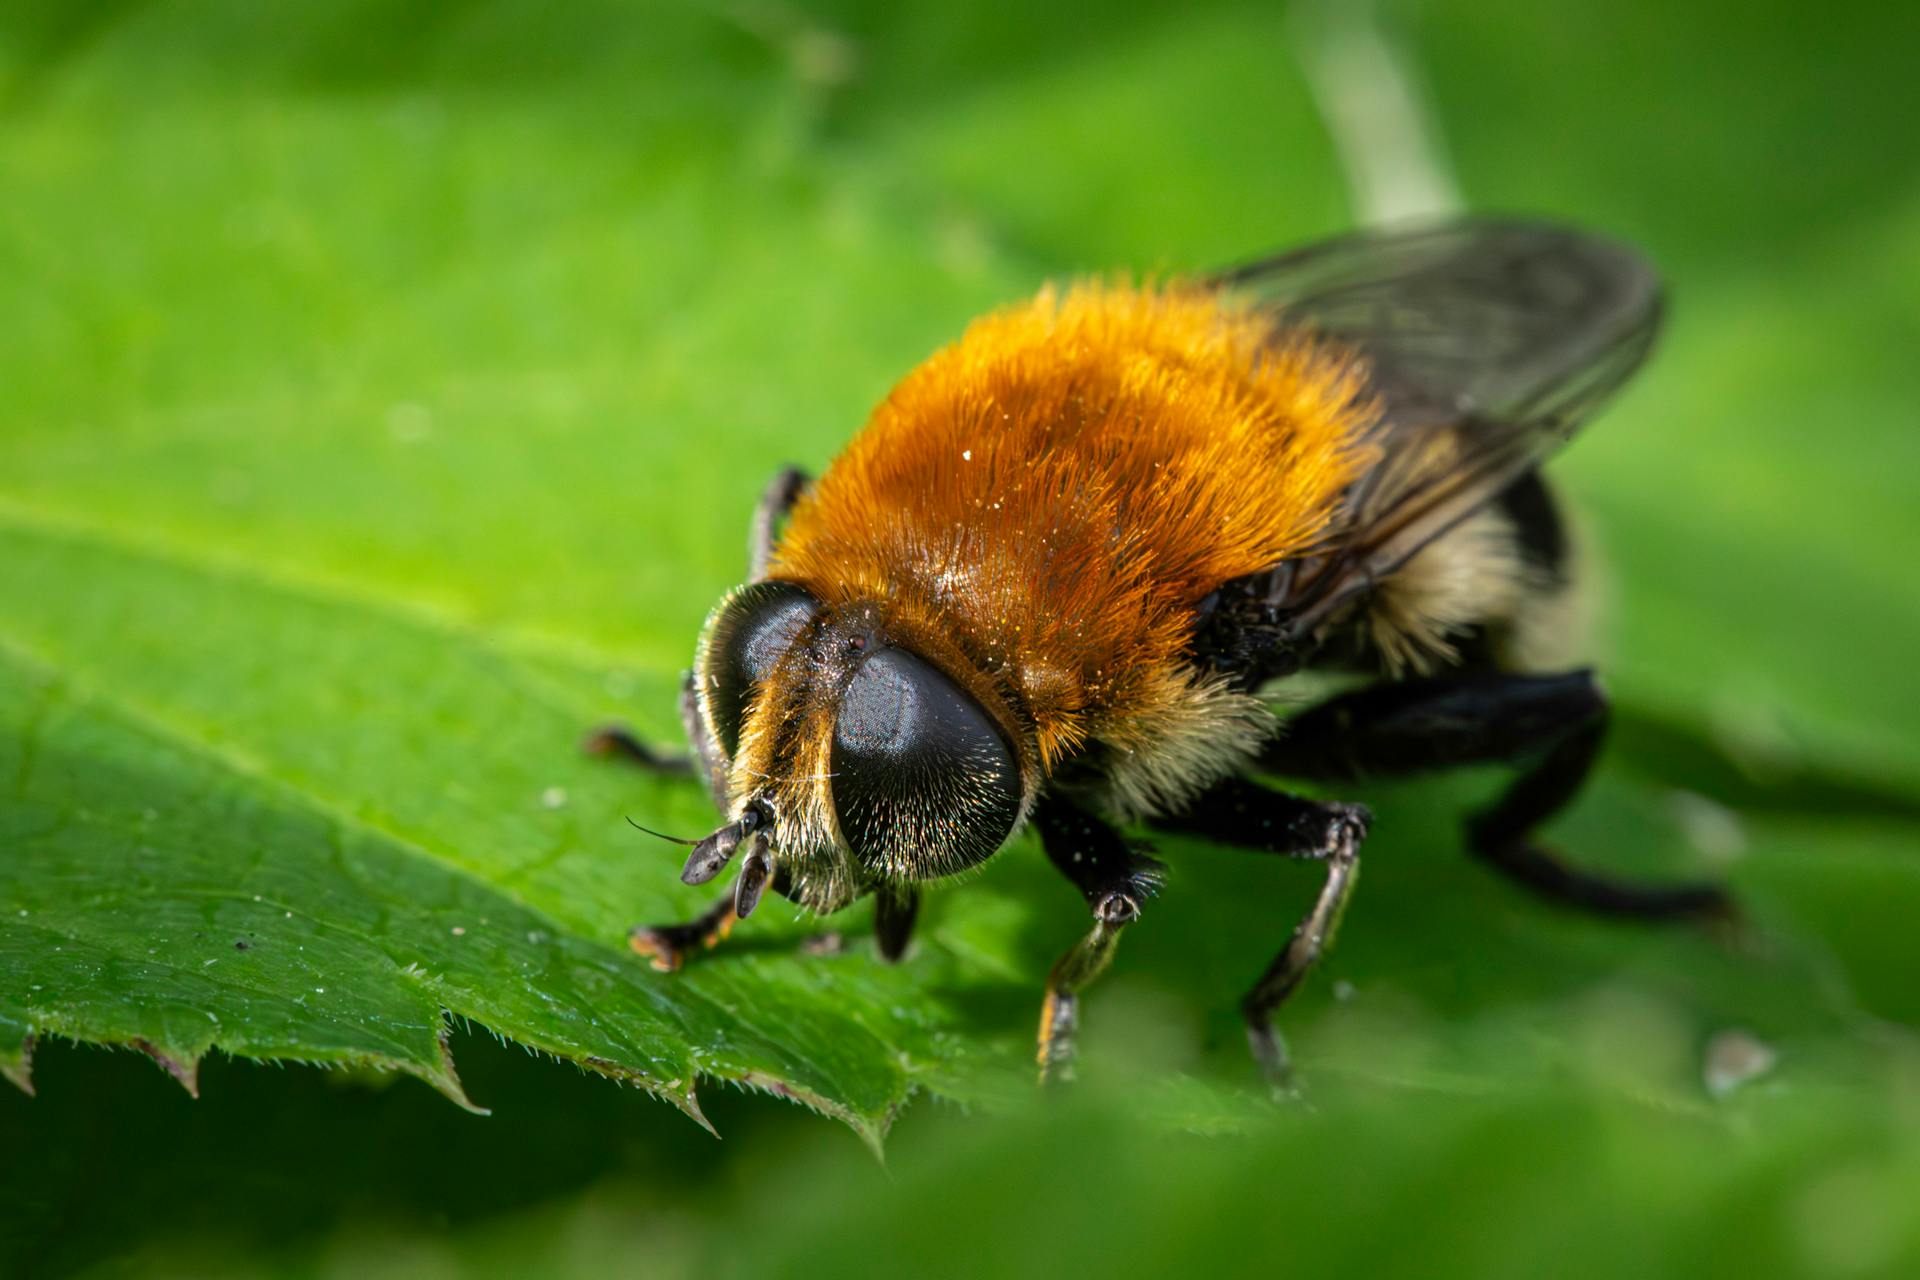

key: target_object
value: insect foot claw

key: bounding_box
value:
[627,926,688,973]
[1102,850,1169,923]
[628,908,737,973]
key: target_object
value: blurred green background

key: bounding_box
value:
[2,0,1918,1276]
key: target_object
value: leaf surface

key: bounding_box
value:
[1,0,1916,1143]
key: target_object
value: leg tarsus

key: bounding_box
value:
[1038,922,1121,1084]
[1158,775,1367,1096]
[1031,797,1162,1082]
[1464,701,1734,922]
[1467,832,1735,921]
[629,895,738,972]
[582,725,693,775]
[1240,814,1364,1097]
[588,674,730,808]
[628,867,807,972]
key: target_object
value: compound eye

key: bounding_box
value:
[830,647,1021,879]
[702,582,818,756]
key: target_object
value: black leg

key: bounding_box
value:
[606,467,808,788]
[587,673,731,809]
[873,882,920,963]
[1466,718,1729,918]
[748,466,810,582]
[583,726,692,774]
[1262,669,1732,921]
[1154,777,1369,1094]
[628,894,738,973]
[1261,669,1601,782]
[628,866,804,971]
[596,469,810,810]
[1031,796,1167,1082]
[1154,776,1370,858]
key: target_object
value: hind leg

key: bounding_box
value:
[1261,669,1731,920]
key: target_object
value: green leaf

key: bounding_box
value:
[2,0,1916,1156]
[0,0,1355,1138]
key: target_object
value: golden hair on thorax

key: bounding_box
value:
[766,281,1379,811]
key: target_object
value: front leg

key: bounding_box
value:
[588,464,811,798]
[1031,796,1167,1083]
[628,862,798,972]
[747,465,810,581]
[628,892,739,973]
[585,671,731,809]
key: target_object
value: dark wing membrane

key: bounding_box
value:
[1213,216,1663,634]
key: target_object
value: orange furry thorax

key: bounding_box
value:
[767,280,1380,806]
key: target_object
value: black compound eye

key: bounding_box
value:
[702,582,818,756]
[830,647,1021,879]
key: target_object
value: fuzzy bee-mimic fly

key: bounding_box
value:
[589,217,1732,1092]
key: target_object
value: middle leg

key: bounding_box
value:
[1152,777,1370,1094]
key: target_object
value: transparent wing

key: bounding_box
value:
[1212,216,1664,633]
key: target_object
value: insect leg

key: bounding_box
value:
[583,727,693,774]
[1153,778,1369,1094]
[747,466,811,582]
[1465,709,1731,919]
[628,866,803,971]
[585,673,730,809]
[1262,669,1731,920]
[628,893,738,973]
[1032,797,1167,1083]
[873,882,920,963]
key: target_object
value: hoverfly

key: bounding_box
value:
[590,218,1731,1090]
